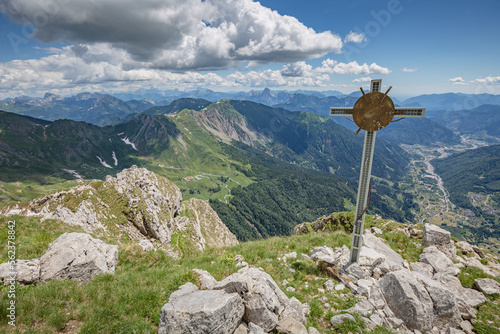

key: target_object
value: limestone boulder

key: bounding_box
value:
[158,283,244,334]
[422,223,456,259]
[0,259,40,285]
[419,246,460,276]
[379,270,434,332]
[411,272,462,329]
[39,233,118,283]
[309,246,337,265]
[214,267,290,332]
[410,262,434,278]
[275,316,308,334]
[362,232,404,270]
[435,274,487,308]
[359,247,385,270]
[192,269,217,290]
[330,313,355,325]
[474,278,500,295]
[466,257,500,278]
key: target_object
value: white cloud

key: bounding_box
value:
[352,77,373,83]
[448,77,467,85]
[1,0,342,70]
[402,67,417,73]
[344,31,366,44]
[470,76,500,84]
[318,59,391,75]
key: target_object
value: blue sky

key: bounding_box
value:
[0,0,499,99]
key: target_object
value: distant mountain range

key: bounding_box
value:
[0,98,417,239]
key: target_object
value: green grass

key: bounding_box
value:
[0,216,363,333]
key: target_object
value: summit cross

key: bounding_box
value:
[329,79,425,265]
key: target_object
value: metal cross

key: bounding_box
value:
[329,79,425,265]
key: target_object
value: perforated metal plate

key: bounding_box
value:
[352,92,395,131]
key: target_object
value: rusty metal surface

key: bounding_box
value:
[352,92,395,131]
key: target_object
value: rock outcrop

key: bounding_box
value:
[309,227,497,334]
[39,232,118,283]
[0,233,118,285]
[1,166,238,256]
[422,223,456,259]
[159,266,311,334]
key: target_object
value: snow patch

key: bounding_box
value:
[61,168,83,179]
[96,156,113,168]
[121,137,138,151]
[112,151,118,166]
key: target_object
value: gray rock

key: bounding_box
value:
[411,272,462,329]
[368,284,386,309]
[460,320,474,334]
[324,279,335,292]
[474,278,500,295]
[434,274,487,308]
[233,322,249,334]
[286,286,296,292]
[472,245,485,259]
[248,322,265,334]
[447,328,465,334]
[0,259,40,285]
[158,287,244,334]
[419,246,460,276]
[138,239,155,252]
[330,313,355,325]
[422,223,456,259]
[332,245,351,267]
[363,232,404,269]
[361,316,377,331]
[309,246,337,265]
[284,252,297,259]
[276,316,308,334]
[214,267,289,332]
[359,246,385,269]
[379,270,433,332]
[371,227,383,235]
[308,327,320,334]
[467,257,500,277]
[39,233,118,283]
[345,262,367,280]
[346,299,374,317]
[282,297,308,323]
[192,269,217,290]
[456,241,477,258]
[410,262,434,278]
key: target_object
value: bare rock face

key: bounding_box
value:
[422,223,456,259]
[105,165,182,245]
[362,232,404,270]
[39,232,118,283]
[379,270,434,332]
[158,283,244,334]
[419,246,460,276]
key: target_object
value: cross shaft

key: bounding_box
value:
[329,79,425,265]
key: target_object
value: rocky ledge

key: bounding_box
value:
[1,166,238,256]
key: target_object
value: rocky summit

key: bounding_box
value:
[1,166,237,257]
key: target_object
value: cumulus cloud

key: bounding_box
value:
[402,67,417,73]
[344,31,366,44]
[0,0,342,70]
[352,77,372,83]
[318,59,391,75]
[448,77,467,85]
[470,76,500,84]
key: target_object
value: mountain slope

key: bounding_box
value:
[190,100,409,181]
[433,144,500,243]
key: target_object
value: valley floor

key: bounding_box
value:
[401,136,500,253]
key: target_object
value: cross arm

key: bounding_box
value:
[329,107,354,116]
[394,107,425,118]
